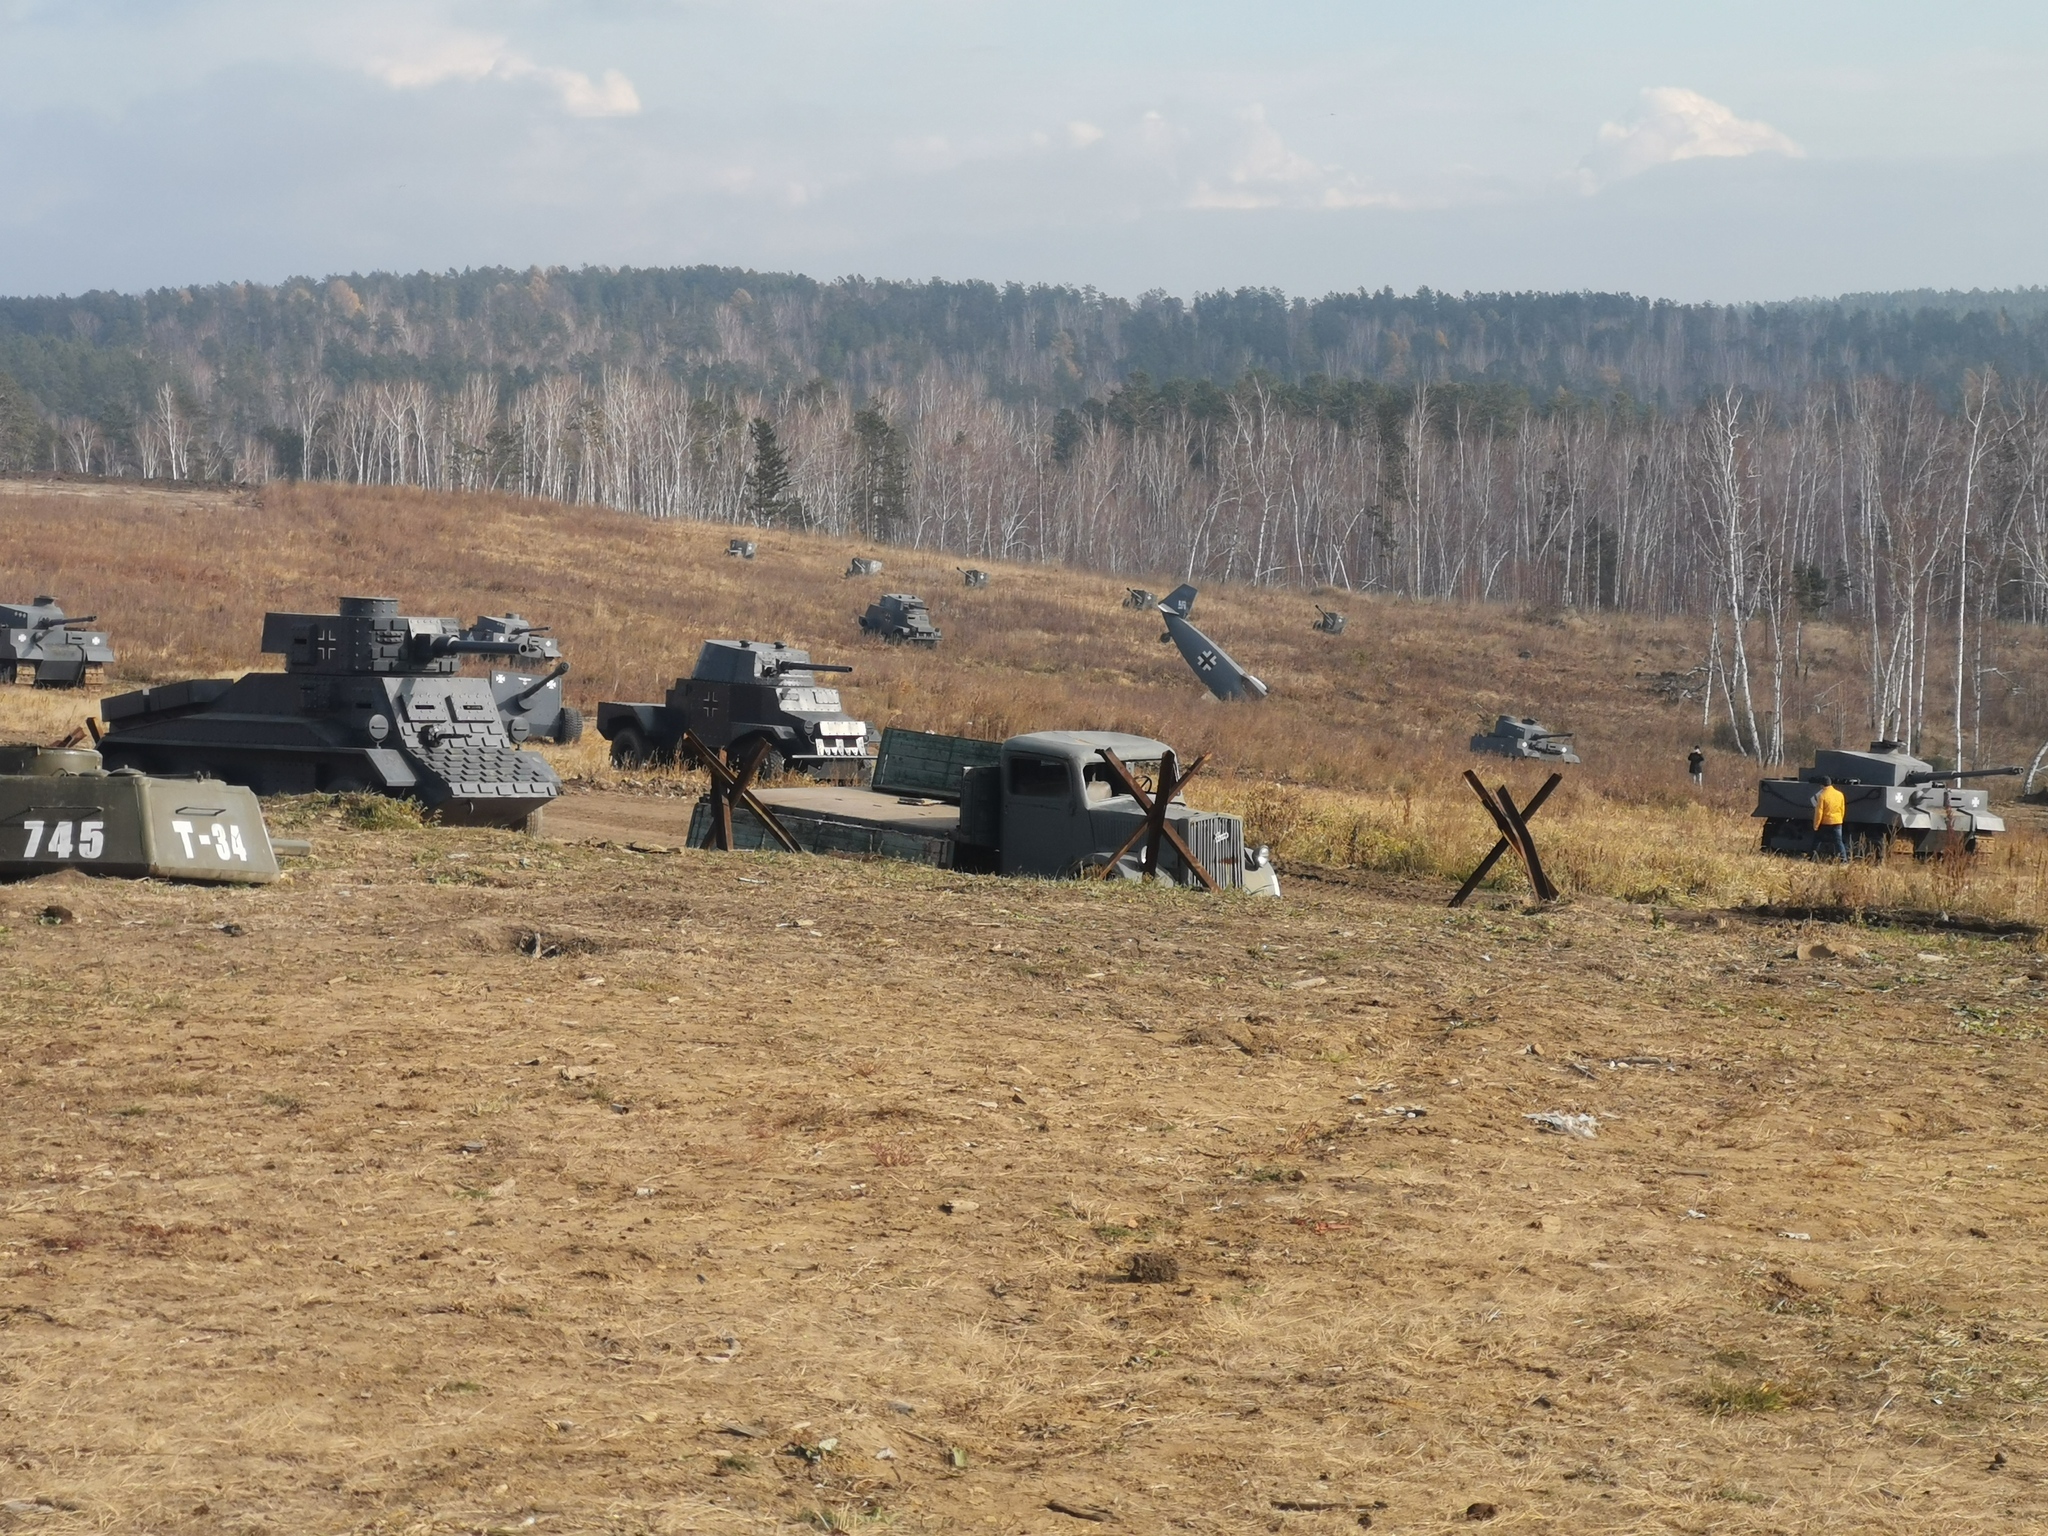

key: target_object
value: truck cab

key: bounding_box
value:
[980,730,1276,892]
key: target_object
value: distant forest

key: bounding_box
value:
[6,264,2048,766]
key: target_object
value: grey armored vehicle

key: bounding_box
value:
[98,596,560,828]
[1756,742,2017,856]
[467,614,583,746]
[1471,715,1580,764]
[692,725,1281,895]
[845,557,884,578]
[0,744,279,883]
[1313,606,1347,635]
[597,639,869,776]
[859,593,940,646]
[1,598,115,687]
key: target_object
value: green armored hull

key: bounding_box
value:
[0,746,279,884]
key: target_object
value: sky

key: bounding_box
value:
[2,0,2046,303]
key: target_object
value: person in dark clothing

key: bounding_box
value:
[1687,745,1705,785]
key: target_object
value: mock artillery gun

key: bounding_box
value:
[859,593,941,646]
[0,741,281,883]
[465,614,583,746]
[1470,715,1580,764]
[959,568,990,588]
[1,598,115,688]
[1122,588,1156,611]
[98,596,561,829]
[845,557,884,578]
[1312,606,1347,635]
[1756,742,2018,857]
[727,538,757,560]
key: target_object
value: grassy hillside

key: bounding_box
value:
[5,476,2046,919]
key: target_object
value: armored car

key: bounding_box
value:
[598,639,869,776]
[1756,743,2017,856]
[859,593,940,646]
[98,597,560,828]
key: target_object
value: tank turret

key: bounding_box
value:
[98,596,560,828]
[0,744,280,882]
[1756,742,2017,856]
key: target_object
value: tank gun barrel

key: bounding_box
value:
[1903,765,2020,786]
[35,613,96,629]
[414,633,547,661]
[771,660,853,676]
[507,662,570,707]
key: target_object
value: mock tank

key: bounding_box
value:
[0,744,279,883]
[1470,715,1580,764]
[1755,742,2017,856]
[1,597,115,688]
[97,596,560,828]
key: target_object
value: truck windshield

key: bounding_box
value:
[1083,759,1160,800]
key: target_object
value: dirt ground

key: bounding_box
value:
[4,775,2047,1535]
[3,477,2047,1532]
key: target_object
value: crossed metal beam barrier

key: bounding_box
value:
[1449,770,1562,907]
[1092,747,1222,893]
[683,729,803,854]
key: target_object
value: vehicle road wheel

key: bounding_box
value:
[553,706,584,746]
[610,725,650,769]
[733,737,785,779]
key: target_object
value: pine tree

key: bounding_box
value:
[743,417,804,527]
[851,404,906,541]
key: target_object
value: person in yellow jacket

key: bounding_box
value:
[1812,777,1849,862]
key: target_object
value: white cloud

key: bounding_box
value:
[1065,120,1104,149]
[360,24,640,118]
[1580,87,1800,190]
[1188,105,1397,211]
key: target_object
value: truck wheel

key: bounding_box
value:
[610,725,650,769]
[553,706,584,746]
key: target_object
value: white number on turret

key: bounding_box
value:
[19,819,106,861]
[171,819,250,862]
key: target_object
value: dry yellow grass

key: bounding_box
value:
[4,479,2048,1533]
[6,475,2045,921]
